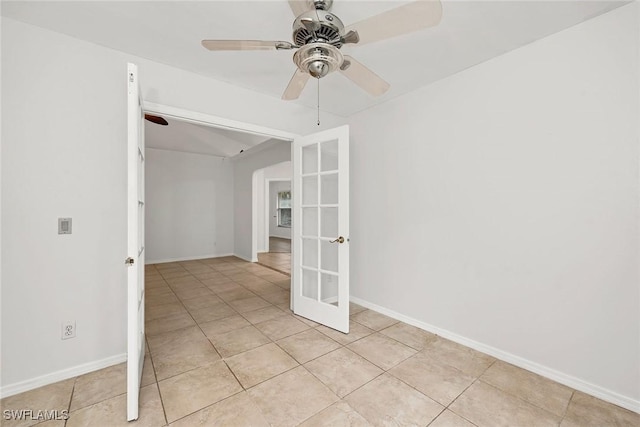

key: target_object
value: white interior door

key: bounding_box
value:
[126,63,145,421]
[292,125,349,333]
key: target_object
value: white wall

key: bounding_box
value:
[145,148,234,264]
[269,181,292,240]
[0,17,343,394]
[263,161,293,181]
[234,141,293,262]
[349,3,639,410]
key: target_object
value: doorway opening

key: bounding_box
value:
[140,101,298,334]
[143,102,296,267]
[253,162,292,275]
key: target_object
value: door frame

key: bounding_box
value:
[252,167,292,258]
[265,178,292,253]
[144,102,298,142]
[252,171,293,261]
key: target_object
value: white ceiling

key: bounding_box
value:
[2,1,627,118]
[145,116,271,157]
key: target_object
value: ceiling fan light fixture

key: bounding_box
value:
[308,60,329,78]
[293,43,343,78]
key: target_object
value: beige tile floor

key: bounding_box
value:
[266,237,291,253]
[257,237,291,275]
[2,256,639,427]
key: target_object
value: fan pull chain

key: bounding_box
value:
[317,77,321,126]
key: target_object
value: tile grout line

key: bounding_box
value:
[143,330,169,427]
[375,341,495,426]
[273,330,343,366]
[470,378,565,422]
[559,390,576,424]
[468,362,574,422]
[424,408,449,427]
[301,316,398,405]
[63,363,139,415]
[443,358,497,412]
[288,364,345,425]
[63,377,77,427]
[166,389,246,426]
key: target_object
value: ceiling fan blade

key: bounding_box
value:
[339,56,390,97]
[144,114,168,126]
[282,68,310,100]
[288,0,311,17]
[300,16,321,33]
[201,40,295,51]
[345,0,442,45]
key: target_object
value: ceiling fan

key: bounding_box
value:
[201,0,442,101]
[144,114,168,126]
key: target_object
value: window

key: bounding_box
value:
[277,191,291,228]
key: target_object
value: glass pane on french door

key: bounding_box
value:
[299,139,342,308]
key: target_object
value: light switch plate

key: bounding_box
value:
[58,218,72,234]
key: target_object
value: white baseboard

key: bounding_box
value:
[145,253,235,265]
[349,296,640,414]
[234,253,258,263]
[0,353,127,399]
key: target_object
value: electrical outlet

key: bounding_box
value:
[61,321,76,340]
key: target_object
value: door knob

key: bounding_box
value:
[330,236,345,244]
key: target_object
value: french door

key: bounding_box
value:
[292,125,350,333]
[126,62,145,421]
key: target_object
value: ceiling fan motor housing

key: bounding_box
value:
[292,10,345,47]
[292,9,345,78]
